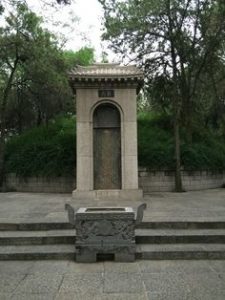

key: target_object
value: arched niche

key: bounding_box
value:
[93,103,121,189]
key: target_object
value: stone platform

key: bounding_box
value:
[1,188,225,223]
[0,189,225,299]
[0,189,225,261]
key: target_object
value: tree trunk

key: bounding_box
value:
[17,88,23,134]
[184,97,193,144]
[167,0,183,192]
[0,57,19,189]
[174,115,183,192]
[0,126,6,191]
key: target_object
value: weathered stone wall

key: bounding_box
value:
[139,169,225,193]
[5,174,75,193]
[6,170,225,193]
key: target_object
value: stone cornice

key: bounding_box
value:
[68,63,144,93]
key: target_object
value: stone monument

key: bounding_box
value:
[65,203,147,262]
[68,63,143,200]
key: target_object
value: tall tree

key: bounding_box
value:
[0,3,72,189]
[0,3,38,188]
[99,0,225,191]
[63,47,95,68]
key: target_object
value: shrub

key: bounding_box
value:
[138,113,174,169]
[5,116,76,177]
[5,112,225,177]
[138,112,225,170]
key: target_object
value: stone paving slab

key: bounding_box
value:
[138,260,211,274]
[58,273,104,297]
[142,272,192,298]
[0,260,223,299]
[0,274,26,294]
[208,260,225,273]
[104,261,140,273]
[11,293,56,300]
[103,272,143,293]
[0,261,34,274]
[14,273,63,294]
[0,294,12,300]
[0,260,225,299]
[0,189,225,223]
[181,272,225,300]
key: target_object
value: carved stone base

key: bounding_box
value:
[72,189,143,201]
[76,249,97,263]
[114,252,135,262]
[75,248,135,263]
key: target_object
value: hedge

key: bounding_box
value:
[5,113,225,176]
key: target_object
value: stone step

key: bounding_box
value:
[1,221,225,231]
[0,245,75,260]
[1,228,225,246]
[136,243,225,260]
[0,230,75,245]
[0,222,74,231]
[137,221,225,229]
[135,229,225,244]
[0,243,225,260]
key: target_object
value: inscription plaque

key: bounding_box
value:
[98,90,114,97]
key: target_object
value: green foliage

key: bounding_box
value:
[0,2,74,133]
[181,135,225,170]
[0,4,3,15]
[5,113,225,177]
[0,3,96,135]
[63,47,95,69]
[138,112,174,169]
[137,112,225,170]
[5,116,76,177]
[99,0,225,151]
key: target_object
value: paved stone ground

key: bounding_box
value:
[0,260,225,299]
[0,189,225,299]
[0,188,225,223]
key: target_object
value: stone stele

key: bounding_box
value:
[68,63,144,201]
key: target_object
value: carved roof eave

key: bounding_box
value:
[68,76,144,94]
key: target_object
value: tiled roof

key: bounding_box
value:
[69,63,143,79]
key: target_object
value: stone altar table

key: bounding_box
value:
[65,203,146,262]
